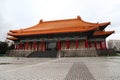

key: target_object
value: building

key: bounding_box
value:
[108,40,120,52]
[7,16,115,57]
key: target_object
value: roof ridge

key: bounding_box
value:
[39,18,78,24]
[39,16,82,24]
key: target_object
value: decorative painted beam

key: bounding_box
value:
[20,37,86,42]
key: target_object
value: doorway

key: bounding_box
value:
[46,41,57,51]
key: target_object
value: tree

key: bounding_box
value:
[0,41,8,55]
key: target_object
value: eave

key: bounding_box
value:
[8,25,98,37]
[7,37,19,41]
[93,30,114,37]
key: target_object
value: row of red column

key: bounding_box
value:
[85,39,106,49]
[57,39,80,51]
[15,39,107,50]
[15,41,46,51]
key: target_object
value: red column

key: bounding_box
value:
[32,42,34,50]
[18,43,20,50]
[89,41,91,48]
[44,41,46,51]
[58,40,61,50]
[35,42,37,50]
[16,44,19,50]
[42,41,46,52]
[66,40,70,49]
[41,42,43,51]
[24,42,26,50]
[19,42,22,50]
[76,39,78,49]
[41,41,45,51]
[85,39,88,48]
[32,42,33,50]
[23,43,25,50]
[104,40,107,49]
[37,42,39,51]
[94,41,97,49]
[30,42,32,50]
[38,42,40,51]
[39,42,41,51]
[33,42,37,50]
[25,42,28,50]
[100,41,103,49]
[22,43,24,50]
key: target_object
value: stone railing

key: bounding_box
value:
[5,50,34,57]
[57,48,116,57]
[58,48,98,57]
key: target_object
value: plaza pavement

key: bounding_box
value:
[0,57,120,80]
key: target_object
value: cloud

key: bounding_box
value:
[0,1,9,41]
[0,0,120,41]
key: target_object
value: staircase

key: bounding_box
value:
[27,50,58,58]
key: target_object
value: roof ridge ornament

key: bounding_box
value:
[77,16,81,20]
[97,22,99,29]
[20,29,23,32]
[39,19,43,24]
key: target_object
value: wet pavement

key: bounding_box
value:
[0,57,120,80]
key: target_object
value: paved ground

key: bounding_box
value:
[0,57,120,80]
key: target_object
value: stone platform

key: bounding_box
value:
[6,49,116,57]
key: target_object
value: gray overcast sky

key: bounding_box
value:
[0,0,120,41]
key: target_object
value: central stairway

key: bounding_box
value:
[27,50,58,58]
